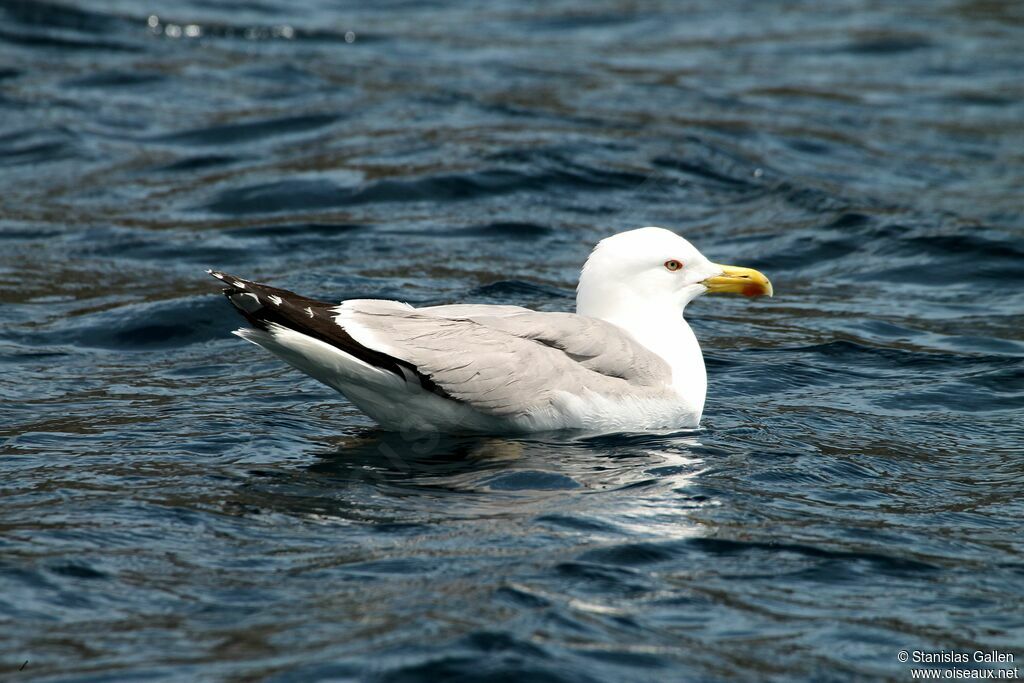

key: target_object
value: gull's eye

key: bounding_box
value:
[664,259,683,272]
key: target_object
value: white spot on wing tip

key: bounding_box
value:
[230,291,262,312]
[268,295,283,306]
[213,272,225,279]
[232,281,246,289]
[305,306,314,318]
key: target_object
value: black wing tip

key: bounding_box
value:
[206,270,268,328]
[208,271,455,401]
[207,267,459,401]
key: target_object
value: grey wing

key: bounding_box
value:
[415,305,668,384]
[336,303,671,417]
[462,310,670,385]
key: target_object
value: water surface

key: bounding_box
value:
[2,0,1023,680]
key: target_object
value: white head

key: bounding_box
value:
[576,227,772,325]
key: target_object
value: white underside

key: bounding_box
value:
[235,325,701,434]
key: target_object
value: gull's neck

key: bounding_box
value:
[576,293,707,411]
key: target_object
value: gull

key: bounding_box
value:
[209,227,772,433]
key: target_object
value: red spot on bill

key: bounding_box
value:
[742,284,763,297]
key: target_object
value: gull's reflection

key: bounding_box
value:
[230,428,714,534]
[310,430,530,477]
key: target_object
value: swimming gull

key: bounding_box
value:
[209,226,772,433]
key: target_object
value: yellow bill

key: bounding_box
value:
[702,264,773,298]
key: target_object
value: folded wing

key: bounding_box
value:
[336,303,671,417]
[212,271,671,418]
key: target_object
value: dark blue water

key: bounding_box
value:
[2,1,1024,680]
